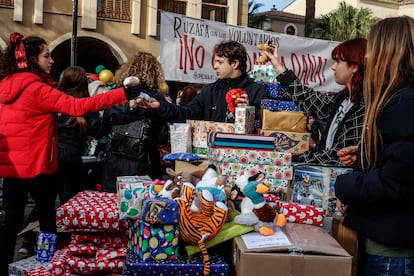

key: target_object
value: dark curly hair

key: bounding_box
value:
[213,41,247,74]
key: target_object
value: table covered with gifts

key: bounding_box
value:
[10,60,355,276]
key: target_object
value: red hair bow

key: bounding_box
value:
[10,32,28,70]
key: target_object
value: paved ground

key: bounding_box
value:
[0,198,46,265]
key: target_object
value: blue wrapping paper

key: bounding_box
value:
[261,99,300,112]
[36,231,57,263]
[262,82,290,100]
[124,251,228,275]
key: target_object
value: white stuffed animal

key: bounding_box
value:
[233,172,259,225]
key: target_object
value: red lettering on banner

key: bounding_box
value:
[179,34,205,74]
[195,45,205,68]
[290,52,327,86]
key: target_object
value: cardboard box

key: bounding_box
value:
[174,160,209,174]
[332,217,359,276]
[233,223,352,276]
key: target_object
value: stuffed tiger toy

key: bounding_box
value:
[176,182,228,276]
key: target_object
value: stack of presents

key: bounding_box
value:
[10,64,356,276]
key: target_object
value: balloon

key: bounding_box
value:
[95,65,106,74]
[161,83,169,94]
[99,69,114,84]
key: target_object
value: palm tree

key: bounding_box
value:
[306,1,378,41]
[248,0,266,28]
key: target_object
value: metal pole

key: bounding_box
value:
[71,0,78,66]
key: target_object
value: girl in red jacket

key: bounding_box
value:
[0,33,139,273]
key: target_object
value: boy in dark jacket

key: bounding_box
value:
[137,41,269,122]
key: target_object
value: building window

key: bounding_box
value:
[202,0,227,23]
[97,0,132,21]
[0,0,13,6]
[285,24,297,35]
[157,0,187,24]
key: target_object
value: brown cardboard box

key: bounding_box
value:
[19,221,71,250]
[174,160,209,174]
[233,223,352,276]
[332,217,359,276]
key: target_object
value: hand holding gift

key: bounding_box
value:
[225,88,247,112]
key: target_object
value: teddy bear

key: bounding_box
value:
[175,181,228,276]
[255,41,275,64]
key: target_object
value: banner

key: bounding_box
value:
[160,12,342,92]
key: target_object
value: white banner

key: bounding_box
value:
[160,12,342,92]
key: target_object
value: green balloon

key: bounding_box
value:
[95,65,105,74]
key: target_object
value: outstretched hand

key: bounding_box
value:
[137,97,161,109]
[263,45,287,75]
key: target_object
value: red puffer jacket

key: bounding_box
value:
[0,72,127,178]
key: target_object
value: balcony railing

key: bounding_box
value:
[97,0,132,21]
[0,0,13,6]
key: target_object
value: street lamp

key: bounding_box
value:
[71,0,78,66]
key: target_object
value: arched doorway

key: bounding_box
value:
[49,32,127,82]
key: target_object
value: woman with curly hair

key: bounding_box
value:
[101,52,167,192]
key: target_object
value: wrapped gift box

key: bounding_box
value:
[128,198,179,261]
[291,165,352,213]
[208,147,292,166]
[170,123,192,153]
[67,253,126,275]
[235,106,255,134]
[117,175,157,220]
[261,109,307,132]
[260,99,300,112]
[187,120,235,151]
[215,161,293,180]
[124,251,228,276]
[277,201,326,226]
[56,190,127,232]
[261,82,289,100]
[207,132,275,150]
[36,231,57,263]
[70,232,128,249]
[8,255,49,276]
[248,64,277,83]
[258,129,310,154]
